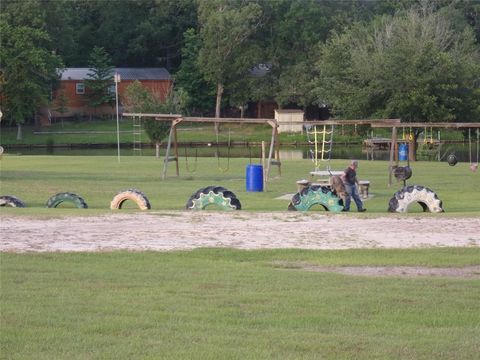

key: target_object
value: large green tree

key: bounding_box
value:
[253,0,415,110]
[0,13,63,139]
[85,46,115,117]
[174,28,215,115]
[59,0,196,69]
[196,0,263,121]
[315,4,480,122]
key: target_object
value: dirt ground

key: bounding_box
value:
[1,212,479,252]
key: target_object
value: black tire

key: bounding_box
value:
[110,189,151,210]
[393,166,412,181]
[388,185,443,213]
[46,192,88,209]
[0,195,26,208]
[186,186,241,210]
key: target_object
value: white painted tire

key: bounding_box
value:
[0,195,26,208]
[388,185,443,213]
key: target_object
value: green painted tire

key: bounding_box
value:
[186,186,241,211]
[110,189,151,210]
[46,192,88,209]
[0,195,26,208]
[288,185,343,212]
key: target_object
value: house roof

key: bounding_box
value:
[59,67,171,81]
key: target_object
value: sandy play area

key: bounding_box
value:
[1,212,479,253]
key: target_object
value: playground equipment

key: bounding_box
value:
[447,154,458,166]
[0,195,26,207]
[46,192,88,208]
[122,114,281,183]
[110,189,151,210]
[388,185,444,213]
[288,185,344,212]
[469,128,479,172]
[132,115,142,155]
[368,121,480,186]
[306,124,334,170]
[186,186,241,210]
[215,127,231,172]
[184,146,198,173]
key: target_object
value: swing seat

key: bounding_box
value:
[470,163,478,172]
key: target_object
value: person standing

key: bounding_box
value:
[342,160,366,212]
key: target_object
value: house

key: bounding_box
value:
[245,64,330,120]
[44,67,172,124]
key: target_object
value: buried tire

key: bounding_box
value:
[46,192,88,209]
[0,195,26,208]
[186,186,241,210]
[110,189,151,210]
[388,185,444,213]
[288,185,343,212]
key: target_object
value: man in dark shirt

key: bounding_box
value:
[342,160,366,212]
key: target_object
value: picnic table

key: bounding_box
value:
[306,170,370,198]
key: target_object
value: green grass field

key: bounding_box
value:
[1,155,479,359]
[0,155,479,214]
[1,249,480,359]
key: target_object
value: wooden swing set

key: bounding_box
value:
[122,113,281,182]
[123,113,479,188]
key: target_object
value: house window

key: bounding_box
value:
[76,83,85,94]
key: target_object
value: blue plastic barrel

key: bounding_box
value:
[246,164,263,192]
[399,143,408,161]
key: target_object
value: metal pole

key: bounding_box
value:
[115,73,121,163]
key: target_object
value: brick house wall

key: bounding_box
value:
[43,68,172,124]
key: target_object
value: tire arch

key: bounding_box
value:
[186,186,241,211]
[388,185,444,213]
[46,192,88,209]
[110,189,151,210]
[0,195,26,208]
[288,185,344,212]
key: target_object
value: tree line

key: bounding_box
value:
[1,0,479,129]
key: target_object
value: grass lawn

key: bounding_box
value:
[1,155,479,359]
[0,155,479,214]
[1,248,480,359]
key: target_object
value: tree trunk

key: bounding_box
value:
[16,123,22,140]
[34,110,41,131]
[214,83,224,135]
[411,129,422,162]
[155,142,160,158]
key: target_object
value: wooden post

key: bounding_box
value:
[265,126,276,186]
[275,126,281,176]
[173,125,179,176]
[162,124,175,180]
[261,141,266,190]
[389,126,397,187]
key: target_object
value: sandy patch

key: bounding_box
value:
[1,212,479,253]
[274,263,480,278]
